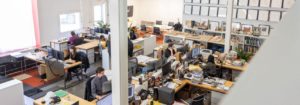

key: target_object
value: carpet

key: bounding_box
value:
[13,74,32,81]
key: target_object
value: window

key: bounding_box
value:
[59,12,81,32]
[0,0,39,54]
[94,4,107,23]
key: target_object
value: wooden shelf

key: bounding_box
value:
[231,33,268,39]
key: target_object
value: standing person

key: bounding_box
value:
[100,35,107,49]
[164,42,176,59]
[68,31,79,45]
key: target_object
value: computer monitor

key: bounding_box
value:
[52,50,64,60]
[192,48,201,58]
[162,62,172,76]
[141,25,147,32]
[128,84,134,99]
[156,20,162,25]
[102,80,112,94]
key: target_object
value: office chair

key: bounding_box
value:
[73,38,85,46]
[128,57,138,77]
[153,27,161,35]
[168,22,175,26]
[156,20,162,25]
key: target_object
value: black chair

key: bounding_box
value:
[84,77,95,101]
[153,27,161,35]
[73,38,85,46]
[168,22,175,26]
[156,20,162,25]
[128,57,138,77]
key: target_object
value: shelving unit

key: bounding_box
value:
[182,0,295,54]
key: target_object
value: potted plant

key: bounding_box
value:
[235,48,253,62]
[96,21,110,34]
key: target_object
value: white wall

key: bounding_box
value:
[220,1,300,105]
[37,0,102,46]
[38,0,81,46]
[129,0,183,26]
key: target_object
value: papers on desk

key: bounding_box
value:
[136,55,157,64]
[202,77,229,90]
[164,82,178,89]
[97,94,112,105]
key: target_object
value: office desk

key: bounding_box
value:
[50,40,68,51]
[76,40,99,64]
[136,55,158,66]
[34,91,94,105]
[173,79,233,94]
[215,63,248,72]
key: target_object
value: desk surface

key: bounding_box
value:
[216,63,248,72]
[34,91,95,105]
[174,79,233,94]
[76,40,99,50]
[136,55,158,66]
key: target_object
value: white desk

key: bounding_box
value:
[132,35,156,56]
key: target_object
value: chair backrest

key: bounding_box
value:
[73,38,85,46]
[153,27,161,35]
[128,57,138,77]
[156,20,162,25]
[168,22,175,26]
[43,57,64,77]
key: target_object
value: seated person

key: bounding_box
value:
[64,46,82,81]
[201,55,217,77]
[68,31,79,45]
[164,43,176,59]
[129,27,137,40]
[100,35,107,49]
[92,67,108,99]
[128,38,134,57]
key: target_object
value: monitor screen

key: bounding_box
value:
[128,84,134,99]
[192,48,201,58]
[162,62,172,76]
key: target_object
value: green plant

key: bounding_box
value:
[235,48,253,62]
[97,21,110,29]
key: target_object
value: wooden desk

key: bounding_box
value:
[173,79,233,94]
[34,91,95,105]
[76,40,99,64]
[216,63,248,72]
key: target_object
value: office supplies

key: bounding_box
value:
[55,90,68,98]
[102,80,112,94]
[200,49,212,60]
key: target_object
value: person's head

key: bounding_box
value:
[100,35,105,41]
[168,43,174,48]
[69,46,76,56]
[96,67,105,77]
[70,31,76,36]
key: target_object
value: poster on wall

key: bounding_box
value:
[237,9,247,19]
[210,0,219,4]
[271,0,283,8]
[239,0,248,6]
[184,5,192,15]
[269,11,281,22]
[193,0,200,3]
[260,0,271,7]
[202,0,209,4]
[219,0,228,5]
[192,6,201,15]
[249,0,259,6]
[209,7,218,17]
[185,0,192,3]
[218,8,227,17]
[283,0,295,8]
[128,6,133,17]
[201,6,209,16]
[258,10,269,21]
[248,10,258,20]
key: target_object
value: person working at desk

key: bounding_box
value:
[165,42,177,59]
[201,55,217,77]
[100,35,107,49]
[91,67,108,99]
[68,31,79,45]
[129,27,137,40]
